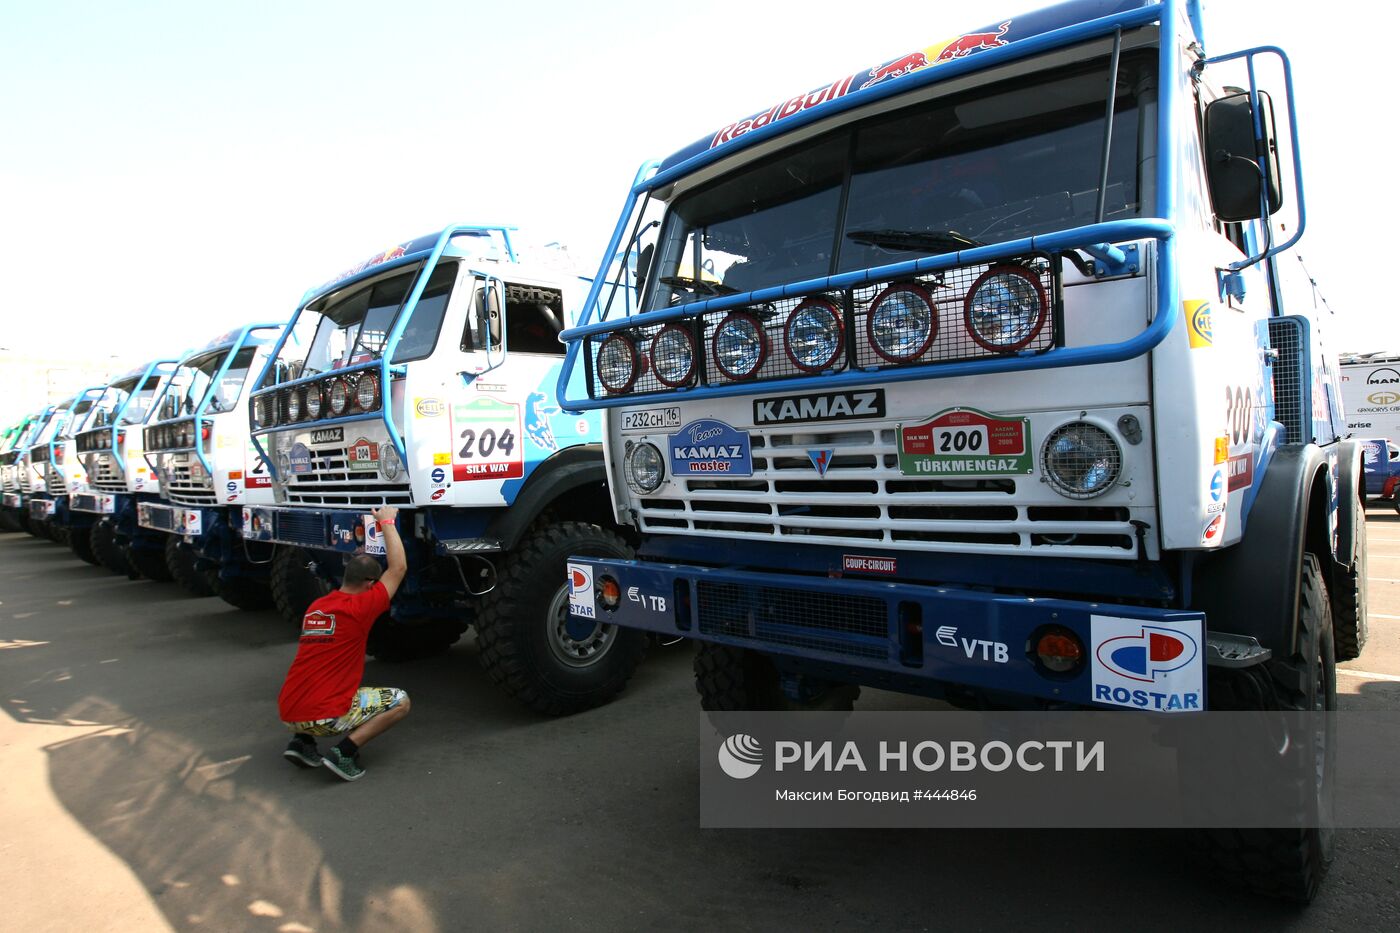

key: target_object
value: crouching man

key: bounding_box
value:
[278,506,409,782]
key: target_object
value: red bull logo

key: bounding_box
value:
[859,51,930,91]
[936,22,1011,61]
[711,75,858,148]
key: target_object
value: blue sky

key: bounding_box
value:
[0,1,1391,373]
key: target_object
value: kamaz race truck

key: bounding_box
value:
[72,359,180,576]
[244,225,648,715]
[139,324,285,606]
[557,0,1362,901]
[26,389,103,547]
[1,413,44,533]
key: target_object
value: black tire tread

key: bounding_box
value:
[68,525,99,565]
[270,546,331,627]
[165,535,216,598]
[694,641,860,711]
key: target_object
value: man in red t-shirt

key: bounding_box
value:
[278,505,409,781]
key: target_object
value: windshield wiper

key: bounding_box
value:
[658,275,737,298]
[845,228,983,255]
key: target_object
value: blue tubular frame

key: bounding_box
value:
[249,223,514,480]
[106,360,178,474]
[558,0,1185,411]
[52,387,106,461]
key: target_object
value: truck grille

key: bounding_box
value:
[697,580,890,660]
[164,460,216,505]
[45,464,66,496]
[273,509,331,546]
[285,444,411,507]
[1269,317,1307,445]
[639,428,1137,558]
[144,507,178,531]
[92,454,126,492]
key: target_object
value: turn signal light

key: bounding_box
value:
[1035,629,1084,673]
[599,575,621,610]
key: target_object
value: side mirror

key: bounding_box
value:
[1204,90,1283,222]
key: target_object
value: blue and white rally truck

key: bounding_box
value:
[72,359,180,576]
[139,325,285,605]
[26,389,102,550]
[243,225,648,714]
[558,0,1362,900]
[1,412,44,533]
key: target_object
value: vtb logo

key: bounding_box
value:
[1096,626,1198,683]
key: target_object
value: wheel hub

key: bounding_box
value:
[549,585,616,668]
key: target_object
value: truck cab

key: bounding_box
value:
[72,360,180,575]
[557,0,1359,900]
[26,389,103,545]
[138,324,284,606]
[0,413,44,533]
[244,225,648,714]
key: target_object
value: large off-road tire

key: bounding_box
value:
[271,546,332,627]
[694,642,861,711]
[127,539,173,581]
[367,616,463,662]
[0,509,19,533]
[51,522,70,546]
[90,519,129,576]
[17,508,32,535]
[214,574,275,611]
[476,522,648,716]
[1333,509,1368,662]
[26,516,46,539]
[68,525,99,565]
[165,535,216,598]
[1193,553,1337,903]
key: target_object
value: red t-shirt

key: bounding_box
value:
[278,582,390,722]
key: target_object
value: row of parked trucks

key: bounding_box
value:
[0,0,1367,903]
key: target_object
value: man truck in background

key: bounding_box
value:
[72,359,181,576]
[243,225,648,715]
[1340,352,1400,442]
[558,0,1361,901]
[139,324,285,606]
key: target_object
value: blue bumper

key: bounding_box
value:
[242,504,371,554]
[567,558,1210,712]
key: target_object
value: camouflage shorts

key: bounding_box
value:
[283,687,407,737]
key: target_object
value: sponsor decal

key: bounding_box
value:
[525,392,560,452]
[1202,513,1225,545]
[288,442,312,475]
[898,408,1031,476]
[1366,391,1400,407]
[433,452,451,465]
[1226,453,1253,492]
[430,467,446,484]
[753,389,885,425]
[1091,616,1203,712]
[182,509,203,536]
[621,406,681,433]
[932,21,1010,62]
[226,481,238,493]
[1366,368,1400,386]
[808,449,833,476]
[567,563,595,619]
[475,382,507,393]
[363,516,385,555]
[626,585,668,612]
[1208,470,1224,502]
[451,398,524,482]
[1185,300,1213,349]
[228,470,243,480]
[668,419,753,477]
[1214,435,1230,465]
[415,398,445,418]
[842,554,897,576]
[933,624,1009,663]
[348,437,380,472]
[430,487,447,501]
[301,610,336,637]
[311,427,345,444]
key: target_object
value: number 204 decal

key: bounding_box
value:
[451,398,524,482]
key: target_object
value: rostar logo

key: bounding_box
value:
[1096,625,1198,683]
[718,733,764,779]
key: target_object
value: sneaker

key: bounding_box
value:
[283,738,322,769]
[322,747,365,782]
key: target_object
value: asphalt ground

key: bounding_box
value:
[2,510,1399,932]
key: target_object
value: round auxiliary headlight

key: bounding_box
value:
[355,373,380,411]
[624,442,665,494]
[867,283,936,363]
[649,325,696,387]
[287,388,304,422]
[381,443,402,481]
[329,379,350,416]
[254,395,271,428]
[1042,422,1122,499]
[305,382,325,419]
[784,298,844,372]
[712,312,767,380]
[278,450,292,478]
[965,265,1048,352]
[597,334,641,393]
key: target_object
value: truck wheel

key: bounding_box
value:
[271,546,331,627]
[127,540,172,581]
[1193,553,1336,902]
[694,642,861,711]
[1333,510,1368,661]
[68,525,99,565]
[476,522,648,716]
[0,510,18,533]
[51,523,70,547]
[90,520,129,575]
[214,575,275,611]
[17,509,32,535]
[367,617,462,662]
[165,535,216,598]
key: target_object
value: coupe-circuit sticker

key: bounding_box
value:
[898,408,1031,476]
[1091,615,1203,712]
[451,398,523,481]
[668,419,752,477]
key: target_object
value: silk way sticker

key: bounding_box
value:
[668,419,753,477]
[898,407,1032,476]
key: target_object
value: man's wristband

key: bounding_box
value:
[378,519,396,528]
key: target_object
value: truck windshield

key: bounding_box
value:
[274,261,456,382]
[175,347,259,415]
[90,375,162,428]
[645,50,1152,309]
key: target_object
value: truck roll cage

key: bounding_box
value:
[98,360,179,474]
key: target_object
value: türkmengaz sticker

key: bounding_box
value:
[669,419,753,477]
[898,407,1031,476]
[1090,615,1203,713]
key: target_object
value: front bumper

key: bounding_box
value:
[28,496,58,519]
[137,501,208,537]
[2,492,22,509]
[566,558,1215,713]
[242,504,379,554]
[72,491,120,515]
